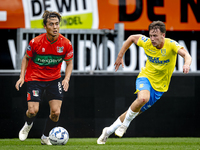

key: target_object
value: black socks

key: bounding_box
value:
[43,117,58,136]
[25,115,35,125]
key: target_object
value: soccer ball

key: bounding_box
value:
[49,126,69,145]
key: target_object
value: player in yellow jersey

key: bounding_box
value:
[97,21,192,144]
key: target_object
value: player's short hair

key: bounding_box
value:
[42,10,62,26]
[149,21,166,34]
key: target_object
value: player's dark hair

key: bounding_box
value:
[42,10,62,26]
[149,21,166,34]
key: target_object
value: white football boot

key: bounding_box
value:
[19,122,33,141]
[115,124,128,138]
[97,127,111,144]
[41,135,52,145]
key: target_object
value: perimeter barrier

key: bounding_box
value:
[12,23,124,74]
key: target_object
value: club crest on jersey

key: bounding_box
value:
[161,49,166,56]
[57,46,64,53]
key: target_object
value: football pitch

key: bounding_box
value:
[0,138,199,150]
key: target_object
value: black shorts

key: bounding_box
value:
[27,78,63,102]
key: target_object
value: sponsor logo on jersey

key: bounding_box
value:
[67,51,73,58]
[146,54,170,65]
[141,36,148,42]
[33,54,64,66]
[42,48,45,52]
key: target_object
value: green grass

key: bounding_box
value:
[0,138,200,150]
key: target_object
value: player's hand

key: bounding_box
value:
[114,56,124,72]
[15,78,24,91]
[62,79,69,92]
[183,64,190,74]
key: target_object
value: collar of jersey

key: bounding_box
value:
[46,33,59,44]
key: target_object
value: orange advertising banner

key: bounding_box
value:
[0,0,199,31]
[98,0,200,31]
[0,0,25,28]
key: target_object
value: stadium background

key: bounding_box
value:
[0,0,200,138]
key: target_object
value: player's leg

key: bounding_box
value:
[19,81,42,141]
[121,90,150,124]
[115,78,164,137]
[26,101,40,121]
[43,100,62,136]
[115,90,150,137]
[19,102,40,141]
[41,78,63,145]
[41,100,62,145]
[97,117,122,144]
[97,92,149,144]
[97,77,151,144]
[115,78,151,137]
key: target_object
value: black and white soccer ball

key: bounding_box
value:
[49,126,69,145]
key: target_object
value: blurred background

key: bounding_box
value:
[0,0,200,138]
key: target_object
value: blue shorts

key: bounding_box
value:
[27,78,63,102]
[135,77,164,112]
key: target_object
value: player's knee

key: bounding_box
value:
[51,109,60,116]
[50,110,60,122]
[28,105,39,116]
[137,97,149,106]
[28,109,38,117]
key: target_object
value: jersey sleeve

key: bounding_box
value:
[26,39,35,58]
[64,40,73,61]
[170,39,184,54]
[137,35,149,47]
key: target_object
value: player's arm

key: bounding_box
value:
[114,34,142,71]
[15,54,30,91]
[62,60,73,92]
[177,47,192,74]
